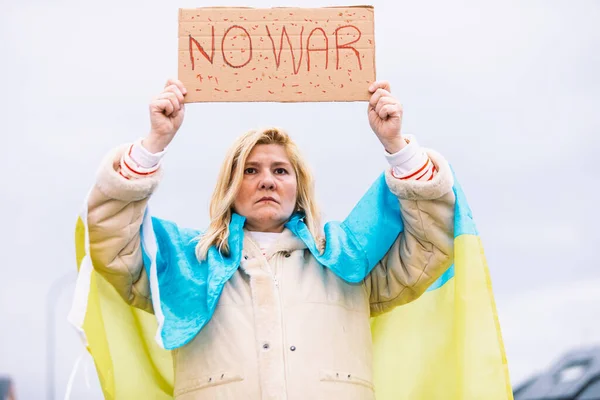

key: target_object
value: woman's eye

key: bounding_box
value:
[244,167,257,174]
[274,168,288,175]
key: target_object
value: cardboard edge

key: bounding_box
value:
[178,5,375,12]
[371,5,377,82]
[177,5,376,103]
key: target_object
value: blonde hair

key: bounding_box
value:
[195,127,324,261]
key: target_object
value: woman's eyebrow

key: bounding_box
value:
[271,161,292,167]
[244,160,292,167]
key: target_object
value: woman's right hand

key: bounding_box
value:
[143,78,188,153]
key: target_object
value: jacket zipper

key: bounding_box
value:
[270,252,288,398]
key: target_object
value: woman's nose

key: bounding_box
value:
[259,173,276,190]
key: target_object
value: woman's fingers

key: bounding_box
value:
[378,104,399,120]
[368,80,391,93]
[164,84,185,104]
[369,88,392,110]
[153,98,175,116]
[165,78,188,96]
[374,96,396,116]
[157,92,181,114]
[156,81,185,116]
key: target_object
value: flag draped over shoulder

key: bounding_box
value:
[370,180,513,400]
[68,179,512,400]
[68,201,174,399]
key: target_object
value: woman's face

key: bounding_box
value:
[233,144,298,232]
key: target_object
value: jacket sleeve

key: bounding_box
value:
[366,149,455,316]
[86,144,163,313]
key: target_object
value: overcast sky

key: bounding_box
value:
[1,0,598,398]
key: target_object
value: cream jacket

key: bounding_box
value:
[87,145,456,399]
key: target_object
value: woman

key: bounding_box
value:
[86,78,455,399]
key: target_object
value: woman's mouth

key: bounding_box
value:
[257,197,278,204]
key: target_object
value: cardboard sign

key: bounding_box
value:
[178,6,375,102]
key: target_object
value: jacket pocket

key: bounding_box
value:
[174,371,244,397]
[319,370,374,390]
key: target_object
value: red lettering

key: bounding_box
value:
[189,28,215,70]
[188,23,366,74]
[266,25,304,75]
[334,25,362,70]
[306,28,328,71]
[221,25,253,68]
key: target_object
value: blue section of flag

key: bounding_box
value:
[426,264,455,292]
[452,170,478,237]
[426,168,477,292]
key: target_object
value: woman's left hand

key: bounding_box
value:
[368,81,406,154]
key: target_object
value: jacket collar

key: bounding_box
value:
[234,212,309,260]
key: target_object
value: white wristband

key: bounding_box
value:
[130,138,167,169]
[384,135,428,177]
[119,142,161,180]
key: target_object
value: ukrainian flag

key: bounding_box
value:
[68,198,174,399]
[68,181,512,399]
[370,180,513,399]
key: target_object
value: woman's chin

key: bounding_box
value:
[246,211,292,230]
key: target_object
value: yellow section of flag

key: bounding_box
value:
[72,219,512,399]
[371,234,513,399]
[75,217,173,399]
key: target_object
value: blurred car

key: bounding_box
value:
[513,346,600,400]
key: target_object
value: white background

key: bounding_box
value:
[0,0,598,398]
